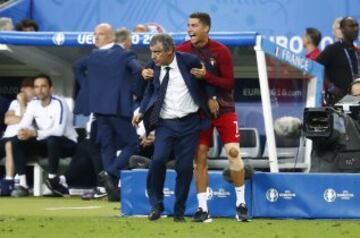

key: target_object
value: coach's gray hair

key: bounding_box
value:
[150,33,175,52]
[115,28,131,44]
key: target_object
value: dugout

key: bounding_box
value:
[0,31,324,173]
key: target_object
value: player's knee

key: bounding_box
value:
[228,157,244,171]
[196,146,208,158]
[228,147,239,158]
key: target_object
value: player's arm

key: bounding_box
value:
[17,102,37,140]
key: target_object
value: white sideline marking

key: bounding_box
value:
[45,206,101,211]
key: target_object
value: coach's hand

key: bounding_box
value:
[132,113,144,127]
[141,68,154,80]
[208,98,219,118]
[190,62,206,79]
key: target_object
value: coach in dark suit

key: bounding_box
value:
[74,23,142,199]
[132,34,215,222]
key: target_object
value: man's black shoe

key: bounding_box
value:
[236,203,250,222]
[97,171,119,202]
[173,216,186,222]
[192,208,213,223]
[148,204,164,221]
[45,177,69,197]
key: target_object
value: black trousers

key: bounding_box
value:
[12,136,77,175]
[65,139,102,187]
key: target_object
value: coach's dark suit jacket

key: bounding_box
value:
[139,51,215,130]
[73,44,142,117]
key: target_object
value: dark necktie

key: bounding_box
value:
[148,66,171,128]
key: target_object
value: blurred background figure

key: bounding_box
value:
[15,19,39,32]
[133,24,149,33]
[317,17,359,105]
[115,28,132,49]
[332,17,343,41]
[303,27,322,60]
[0,17,14,31]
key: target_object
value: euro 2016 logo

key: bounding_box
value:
[52,32,65,46]
[323,188,337,203]
[266,188,279,202]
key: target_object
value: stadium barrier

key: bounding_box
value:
[122,170,360,219]
[121,169,252,217]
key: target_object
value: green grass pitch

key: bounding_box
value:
[0,197,360,238]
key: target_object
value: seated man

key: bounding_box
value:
[0,78,34,196]
[350,76,360,96]
[10,74,78,197]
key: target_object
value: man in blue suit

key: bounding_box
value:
[132,33,215,222]
[74,23,142,201]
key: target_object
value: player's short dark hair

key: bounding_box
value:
[305,27,322,47]
[15,19,39,31]
[150,33,174,52]
[32,74,52,87]
[339,16,358,29]
[20,77,34,88]
[189,12,211,30]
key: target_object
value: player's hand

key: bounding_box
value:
[208,99,219,118]
[190,62,206,79]
[132,113,143,127]
[141,68,154,80]
[17,128,36,140]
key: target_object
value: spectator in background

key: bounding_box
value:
[133,24,150,33]
[73,23,142,201]
[350,75,360,96]
[332,17,343,41]
[15,19,38,32]
[0,17,14,31]
[10,74,78,197]
[317,17,359,105]
[303,27,322,60]
[115,28,148,107]
[0,78,34,196]
[115,28,132,49]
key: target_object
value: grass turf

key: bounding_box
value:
[0,197,360,238]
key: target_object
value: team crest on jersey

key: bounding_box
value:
[209,57,216,66]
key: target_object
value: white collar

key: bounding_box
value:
[99,42,115,50]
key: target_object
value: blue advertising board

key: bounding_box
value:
[121,169,252,217]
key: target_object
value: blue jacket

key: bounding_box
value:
[140,51,215,129]
[73,44,142,117]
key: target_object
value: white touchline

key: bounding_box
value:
[45,206,101,211]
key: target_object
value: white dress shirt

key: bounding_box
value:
[99,42,115,50]
[159,55,199,119]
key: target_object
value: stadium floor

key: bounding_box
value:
[0,197,359,238]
